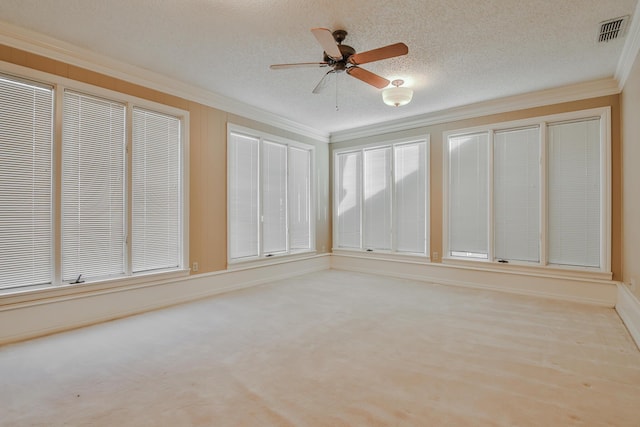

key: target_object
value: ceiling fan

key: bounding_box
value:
[270,28,408,94]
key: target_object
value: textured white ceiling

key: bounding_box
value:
[0,0,636,135]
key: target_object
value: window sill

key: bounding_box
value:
[0,269,191,306]
[227,251,318,270]
[331,248,430,263]
[441,257,613,282]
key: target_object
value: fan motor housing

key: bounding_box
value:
[324,44,356,69]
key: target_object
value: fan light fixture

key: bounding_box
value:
[382,79,413,107]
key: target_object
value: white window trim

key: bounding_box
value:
[226,123,316,265]
[442,107,611,276]
[332,135,431,258]
[0,61,190,292]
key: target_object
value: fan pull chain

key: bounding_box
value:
[335,72,339,111]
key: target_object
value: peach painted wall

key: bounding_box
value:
[621,50,640,297]
[0,43,623,281]
[0,45,330,275]
[331,95,622,280]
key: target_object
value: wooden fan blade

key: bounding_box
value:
[270,62,329,69]
[312,70,335,94]
[348,43,408,65]
[346,67,390,89]
[311,28,343,60]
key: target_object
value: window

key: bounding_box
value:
[494,127,540,263]
[394,141,428,254]
[335,151,362,249]
[62,91,126,281]
[0,72,187,291]
[227,126,314,262]
[262,141,288,255]
[548,119,601,267]
[288,147,312,250]
[363,147,392,250]
[0,75,53,289]
[334,139,429,256]
[444,108,609,272]
[228,133,259,259]
[132,108,182,273]
[448,132,489,258]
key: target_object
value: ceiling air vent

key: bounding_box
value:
[598,15,629,43]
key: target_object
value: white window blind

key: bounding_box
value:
[335,151,362,248]
[289,146,311,251]
[228,132,260,260]
[62,91,125,281]
[494,127,540,262]
[394,142,427,254]
[548,118,601,267]
[363,147,392,250]
[132,108,181,273]
[334,140,428,255]
[262,141,288,255]
[0,75,53,289]
[228,127,314,262]
[448,132,489,258]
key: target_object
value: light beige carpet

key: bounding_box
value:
[1,270,639,426]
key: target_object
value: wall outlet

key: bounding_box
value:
[432,252,439,261]
[192,262,199,272]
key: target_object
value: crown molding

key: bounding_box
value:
[0,20,625,146]
[330,78,620,143]
[0,21,330,143]
[616,2,640,90]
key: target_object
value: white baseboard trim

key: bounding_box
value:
[331,254,617,307]
[616,284,640,349]
[0,254,330,346]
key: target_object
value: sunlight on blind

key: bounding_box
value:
[395,142,426,254]
[363,147,392,250]
[335,152,362,248]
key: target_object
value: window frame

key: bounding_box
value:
[442,107,611,275]
[226,123,316,265]
[0,64,190,293]
[332,135,431,258]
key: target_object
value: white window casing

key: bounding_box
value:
[227,124,315,264]
[0,68,189,292]
[443,107,611,274]
[333,137,430,257]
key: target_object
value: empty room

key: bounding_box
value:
[1,1,640,425]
